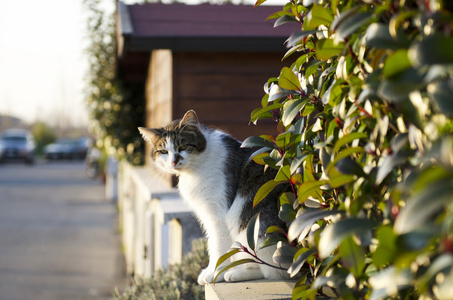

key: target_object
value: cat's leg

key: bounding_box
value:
[223,229,266,282]
[224,231,290,282]
[198,223,232,285]
[224,264,265,282]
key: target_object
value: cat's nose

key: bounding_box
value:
[172,154,182,166]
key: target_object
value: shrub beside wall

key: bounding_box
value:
[114,239,208,300]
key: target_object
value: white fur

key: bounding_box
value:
[148,126,288,284]
[177,129,233,284]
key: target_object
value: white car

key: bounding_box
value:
[0,129,36,164]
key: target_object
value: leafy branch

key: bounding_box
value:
[219,0,453,299]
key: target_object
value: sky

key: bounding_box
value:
[0,0,123,128]
[0,0,92,127]
[0,0,283,129]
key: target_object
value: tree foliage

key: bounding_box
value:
[31,121,56,155]
[83,0,145,165]
[219,1,453,299]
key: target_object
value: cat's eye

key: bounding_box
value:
[179,145,188,151]
[158,149,168,155]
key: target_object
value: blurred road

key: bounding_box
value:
[0,161,127,300]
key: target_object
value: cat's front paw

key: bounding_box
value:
[224,266,265,282]
[198,267,224,285]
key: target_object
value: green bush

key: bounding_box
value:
[31,121,56,155]
[114,239,208,300]
[217,1,453,299]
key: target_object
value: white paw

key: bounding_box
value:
[224,266,264,282]
[198,267,224,285]
[224,269,242,282]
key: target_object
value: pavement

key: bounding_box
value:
[0,160,127,300]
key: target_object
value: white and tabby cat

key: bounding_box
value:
[139,110,289,284]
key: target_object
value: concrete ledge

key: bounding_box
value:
[206,280,295,300]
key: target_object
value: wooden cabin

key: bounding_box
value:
[115,1,296,172]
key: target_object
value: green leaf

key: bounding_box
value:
[282,99,308,126]
[266,11,291,21]
[290,152,310,175]
[297,180,328,203]
[372,225,397,267]
[418,254,453,289]
[254,0,267,7]
[378,67,425,102]
[266,225,287,235]
[335,157,366,177]
[339,237,365,278]
[318,218,376,258]
[305,4,334,30]
[275,165,291,182]
[214,258,257,283]
[279,67,301,91]
[331,6,360,32]
[365,23,409,50]
[388,10,417,40]
[241,136,275,149]
[375,152,407,185]
[288,248,316,277]
[288,209,342,241]
[383,49,411,78]
[319,146,332,169]
[305,60,323,79]
[398,228,436,252]
[252,151,270,165]
[280,203,297,224]
[411,165,450,193]
[281,191,296,205]
[274,15,298,27]
[250,102,283,124]
[334,132,368,152]
[328,167,355,188]
[258,236,286,250]
[254,180,283,207]
[215,248,241,271]
[286,30,316,48]
[322,78,344,105]
[333,11,372,44]
[245,147,272,169]
[394,178,453,234]
[409,34,453,67]
[330,147,364,168]
[247,213,261,252]
[292,276,311,300]
[428,79,453,117]
[316,39,344,61]
[369,267,411,300]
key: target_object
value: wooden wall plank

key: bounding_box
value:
[172,52,288,140]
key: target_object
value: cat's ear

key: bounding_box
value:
[179,110,199,128]
[138,127,160,143]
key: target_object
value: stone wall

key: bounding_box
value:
[117,161,203,277]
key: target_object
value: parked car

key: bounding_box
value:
[74,137,89,160]
[0,129,36,164]
[44,139,78,160]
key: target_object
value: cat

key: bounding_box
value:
[139,110,289,284]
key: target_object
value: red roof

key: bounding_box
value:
[117,2,297,54]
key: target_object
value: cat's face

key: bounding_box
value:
[139,110,207,174]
